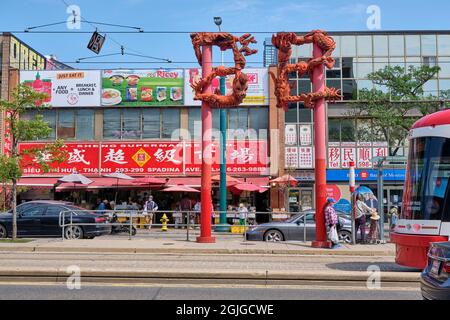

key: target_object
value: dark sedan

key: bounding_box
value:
[421,241,450,300]
[246,210,354,243]
[0,201,111,239]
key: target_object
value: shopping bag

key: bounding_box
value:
[328,225,339,245]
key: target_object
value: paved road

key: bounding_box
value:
[0,282,422,300]
[0,251,417,272]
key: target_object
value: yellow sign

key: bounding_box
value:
[132,148,151,167]
[9,35,45,70]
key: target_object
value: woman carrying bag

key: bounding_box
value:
[325,198,341,249]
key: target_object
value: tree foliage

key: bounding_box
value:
[349,65,448,156]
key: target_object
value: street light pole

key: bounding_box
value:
[214,17,230,232]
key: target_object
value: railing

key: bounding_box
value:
[58,210,306,242]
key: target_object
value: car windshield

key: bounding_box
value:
[285,214,302,223]
[402,137,450,221]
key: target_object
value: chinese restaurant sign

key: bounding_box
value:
[19,141,268,176]
[184,68,269,106]
[20,71,102,107]
[102,69,184,107]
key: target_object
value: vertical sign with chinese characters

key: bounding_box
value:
[299,125,312,146]
[341,143,356,169]
[285,125,298,146]
[357,142,373,169]
[298,147,314,169]
[285,147,299,168]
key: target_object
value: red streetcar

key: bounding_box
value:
[391,109,450,268]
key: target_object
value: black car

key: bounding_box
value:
[421,241,450,300]
[0,201,111,239]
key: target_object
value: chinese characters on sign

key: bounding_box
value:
[326,142,389,169]
[285,147,299,168]
[299,125,312,146]
[19,141,269,176]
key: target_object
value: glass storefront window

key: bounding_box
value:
[188,108,201,140]
[341,36,356,56]
[142,109,160,139]
[103,109,121,140]
[421,35,437,56]
[438,35,450,56]
[162,109,180,139]
[76,109,94,140]
[342,57,356,78]
[389,35,405,56]
[341,119,356,142]
[57,109,75,140]
[122,109,141,140]
[356,58,373,78]
[438,58,450,77]
[357,36,372,56]
[342,79,358,100]
[373,35,389,56]
[328,118,340,142]
[405,35,421,56]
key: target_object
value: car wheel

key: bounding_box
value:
[264,230,284,242]
[64,226,84,239]
[0,224,7,239]
[338,230,352,244]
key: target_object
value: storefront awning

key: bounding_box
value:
[166,178,201,187]
[17,177,60,188]
[55,177,145,192]
[244,177,270,187]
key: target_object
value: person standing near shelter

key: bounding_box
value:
[356,194,373,243]
[367,210,381,244]
[180,194,193,229]
[238,203,248,226]
[325,198,340,248]
[144,195,158,230]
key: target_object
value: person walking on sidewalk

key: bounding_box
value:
[144,195,158,230]
[355,194,373,243]
[325,198,340,248]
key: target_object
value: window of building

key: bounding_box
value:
[188,108,201,140]
[438,57,450,77]
[341,119,356,142]
[356,58,373,78]
[342,79,357,100]
[328,119,340,142]
[342,57,356,78]
[332,36,341,57]
[405,35,421,56]
[76,109,94,140]
[57,109,76,140]
[103,109,121,140]
[249,108,268,138]
[373,35,389,56]
[122,109,141,140]
[389,35,405,56]
[298,109,312,122]
[421,35,437,56]
[285,104,298,123]
[142,109,160,139]
[341,36,356,56]
[373,57,388,73]
[162,109,180,139]
[357,36,372,57]
[438,35,450,56]
[389,57,405,69]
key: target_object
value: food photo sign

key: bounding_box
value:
[20,70,102,107]
[102,69,184,107]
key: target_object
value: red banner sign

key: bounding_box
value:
[19,141,268,177]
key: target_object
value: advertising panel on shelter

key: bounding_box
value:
[102,69,184,107]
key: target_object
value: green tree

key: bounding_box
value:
[0,85,66,240]
[349,65,448,156]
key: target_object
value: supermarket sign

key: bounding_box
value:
[19,141,269,176]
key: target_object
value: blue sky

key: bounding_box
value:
[1,0,450,69]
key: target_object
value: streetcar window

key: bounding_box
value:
[402,137,450,221]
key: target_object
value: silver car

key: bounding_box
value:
[245,210,354,243]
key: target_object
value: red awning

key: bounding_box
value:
[55,177,145,191]
[17,177,60,188]
[245,177,270,187]
[166,178,201,187]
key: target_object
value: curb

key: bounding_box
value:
[0,246,395,256]
[0,268,420,284]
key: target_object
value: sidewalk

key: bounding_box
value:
[0,235,396,256]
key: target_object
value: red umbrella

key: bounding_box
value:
[229,183,262,195]
[162,184,200,193]
[133,177,166,185]
[211,174,242,184]
[270,174,298,187]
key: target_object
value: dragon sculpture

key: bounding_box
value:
[270,30,341,111]
[190,32,258,108]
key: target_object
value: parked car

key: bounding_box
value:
[245,210,356,243]
[421,241,450,300]
[0,200,111,239]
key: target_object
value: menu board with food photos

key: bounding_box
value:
[102,69,184,107]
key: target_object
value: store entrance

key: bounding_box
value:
[287,187,314,213]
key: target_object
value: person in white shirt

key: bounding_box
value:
[238,203,248,226]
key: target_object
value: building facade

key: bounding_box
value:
[265,31,450,213]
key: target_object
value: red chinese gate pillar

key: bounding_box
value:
[311,42,332,248]
[197,45,216,243]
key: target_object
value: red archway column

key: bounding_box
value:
[197,45,216,243]
[311,42,332,248]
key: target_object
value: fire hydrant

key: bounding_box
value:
[160,214,169,232]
